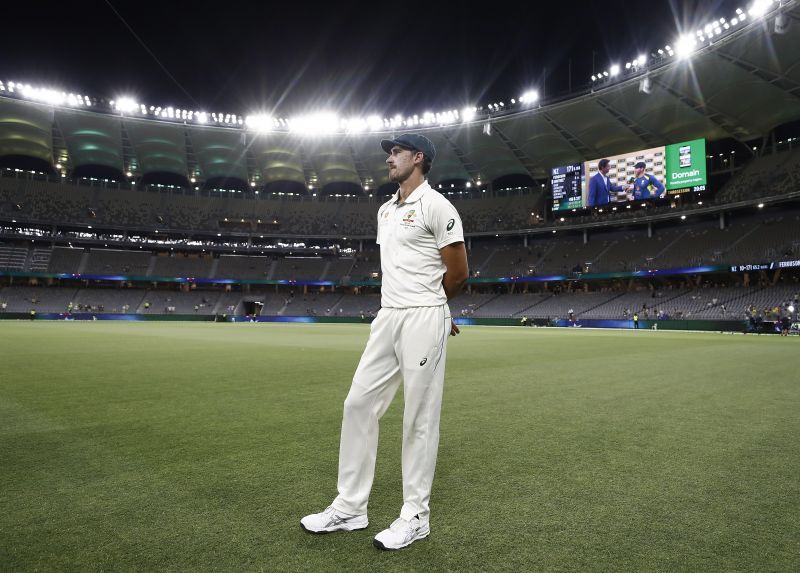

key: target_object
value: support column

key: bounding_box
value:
[583,228,588,244]
[719,212,725,230]
[648,222,653,238]
[523,235,528,248]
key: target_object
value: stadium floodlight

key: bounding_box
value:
[591,75,597,81]
[288,112,339,135]
[114,97,138,113]
[520,90,538,105]
[461,106,477,121]
[758,203,764,208]
[637,54,647,66]
[343,117,368,133]
[675,35,698,59]
[20,85,66,106]
[625,62,632,70]
[245,114,273,132]
[748,0,771,18]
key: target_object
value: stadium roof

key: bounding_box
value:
[1,2,799,191]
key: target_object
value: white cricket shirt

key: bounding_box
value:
[376,181,464,308]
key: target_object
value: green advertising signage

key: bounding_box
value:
[665,138,707,191]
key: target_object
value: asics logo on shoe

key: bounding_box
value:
[325,514,356,528]
[419,357,427,366]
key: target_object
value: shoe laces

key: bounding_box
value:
[324,506,357,518]
[389,515,419,532]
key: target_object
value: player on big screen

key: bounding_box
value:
[631,161,666,200]
[301,133,469,551]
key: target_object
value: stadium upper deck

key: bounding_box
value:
[0,1,798,192]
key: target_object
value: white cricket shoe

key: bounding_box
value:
[300,506,368,534]
[373,515,430,550]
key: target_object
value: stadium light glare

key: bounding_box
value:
[344,117,368,133]
[461,106,477,121]
[520,91,538,105]
[637,54,647,66]
[245,114,273,132]
[591,75,597,81]
[114,97,139,113]
[675,35,697,58]
[748,0,771,17]
[757,203,764,208]
[288,112,339,135]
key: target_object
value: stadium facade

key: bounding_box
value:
[0,1,798,332]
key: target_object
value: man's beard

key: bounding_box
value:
[389,167,408,183]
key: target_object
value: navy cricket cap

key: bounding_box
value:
[380,134,436,162]
[634,161,646,169]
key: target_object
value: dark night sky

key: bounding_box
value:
[3,1,745,117]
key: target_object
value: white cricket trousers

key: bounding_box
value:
[332,304,451,521]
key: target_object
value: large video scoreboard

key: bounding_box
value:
[550,138,707,211]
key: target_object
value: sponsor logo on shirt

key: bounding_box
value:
[402,209,416,226]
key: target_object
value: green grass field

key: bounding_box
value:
[1,322,798,572]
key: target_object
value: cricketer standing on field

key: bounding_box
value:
[301,133,469,551]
